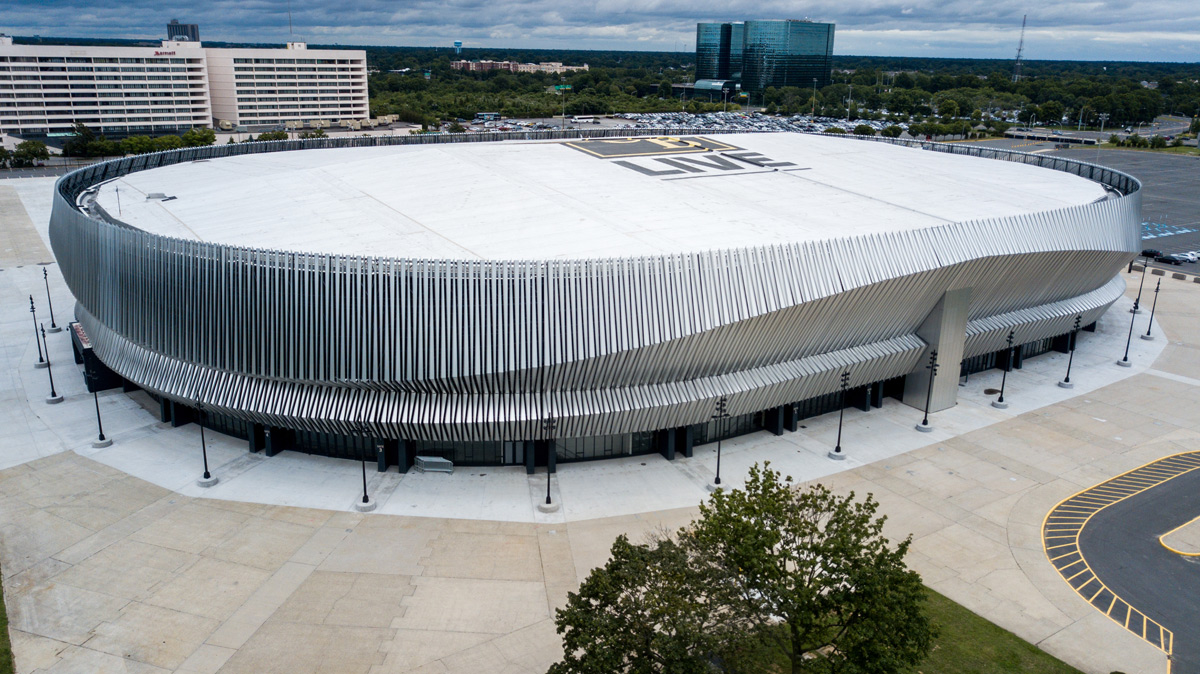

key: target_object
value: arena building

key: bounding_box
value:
[48,130,1141,473]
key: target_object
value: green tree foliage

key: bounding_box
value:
[853,124,876,136]
[299,128,327,139]
[549,535,722,674]
[549,463,934,674]
[880,125,903,138]
[10,140,50,167]
[181,127,217,147]
[248,130,289,142]
[0,146,11,169]
[824,126,847,134]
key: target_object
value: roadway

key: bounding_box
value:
[1080,460,1200,673]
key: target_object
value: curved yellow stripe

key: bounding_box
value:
[1158,514,1200,557]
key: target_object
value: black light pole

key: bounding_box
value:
[1141,280,1161,341]
[1059,315,1082,389]
[42,324,63,404]
[916,352,938,432]
[829,371,851,458]
[30,296,47,368]
[1118,297,1139,367]
[197,401,217,486]
[992,331,1015,408]
[43,268,61,333]
[712,396,730,482]
[1131,255,1148,313]
[543,416,556,505]
[86,370,112,447]
[360,426,370,504]
[351,421,376,511]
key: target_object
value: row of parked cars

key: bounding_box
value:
[1141,248,1198,265]
[617,112,908,135]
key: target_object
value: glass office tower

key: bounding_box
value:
[741,20,835,92]
[728,23,745,82]
[696,22,732,80]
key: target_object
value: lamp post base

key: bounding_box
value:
[34,361,48,369]
[537,501,560,513]
[1140,334,1154,341]
[47,325,62,334]
[915,423,934,433]
[197,475,219,488]
[45,394,63,404]
[991,400,1009,409]
[827,450,845,461]
[1129,308,1141,314]
[353,497,376,512]
[93,437,113,448]
[1116,359,1132,368]
[1058,381,1074,389]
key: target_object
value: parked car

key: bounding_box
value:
[1141,248,1163,258]
[1155,255,1184,266]
[1181,251,1198,263]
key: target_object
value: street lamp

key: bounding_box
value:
[829,371,851,458]
[916,352,938,432]
[1141,280,1161,341]
[992,331,1015,409]
[1117,297,1139,367]
[1059,315,1082,389]
[43,268,61,333]
[712,396,730,484]
[1131,254,1150,313]
[196,400,218,487]
[41,324,63,404]
[29,295,47,369]
[543,416,557,506]
[353,422,375,511]
[86,369,112,447]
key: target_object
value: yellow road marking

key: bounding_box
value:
[1041,451,1200,658]
[1158,514,1200,557]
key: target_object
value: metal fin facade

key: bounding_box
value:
[49,130,1141,463]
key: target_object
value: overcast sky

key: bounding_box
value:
[3,0,1198,62]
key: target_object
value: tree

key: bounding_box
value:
[11,140,50,167]
[0,146,11,169]
[254,130,289,142]
[549,535,721,674]
[299,128,327,139]
[181,127,217,147]
[853,124,876,136]
[685,464,934,674]
[824,126,847,134]
[880,125,903,138]
[549,463,934,674]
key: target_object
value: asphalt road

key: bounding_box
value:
[1080,467,1200,672]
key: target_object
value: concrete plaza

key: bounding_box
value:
[3,174,1197,673]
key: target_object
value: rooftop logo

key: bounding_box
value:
[154,51,176,56]
[565,136,799,179]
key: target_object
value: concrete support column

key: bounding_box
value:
[783,405,798,432]
[657,428,676,461]
[904,287,971,414]
[375,441,388,472]
[263,427,281,457]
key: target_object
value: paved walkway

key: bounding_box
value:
[3,176,1198,673]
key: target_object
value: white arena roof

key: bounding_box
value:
[95,133,1108,260]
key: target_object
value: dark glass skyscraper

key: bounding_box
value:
[696,23,732,80]
[695,20,834,92]
[167,19,200,42]
[742,20,835,92]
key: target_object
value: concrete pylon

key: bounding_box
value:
[904,288,971,414]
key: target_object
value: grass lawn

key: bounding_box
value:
[0,571,11,674]
[914,588,1084,674]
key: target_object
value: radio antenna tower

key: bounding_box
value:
[1012,15,1026,83]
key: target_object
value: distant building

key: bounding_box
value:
[695,19,834,92]
[454,40,462,55]
[167,19,199,42]
[0,36,367,136]
[450,60,588,74]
